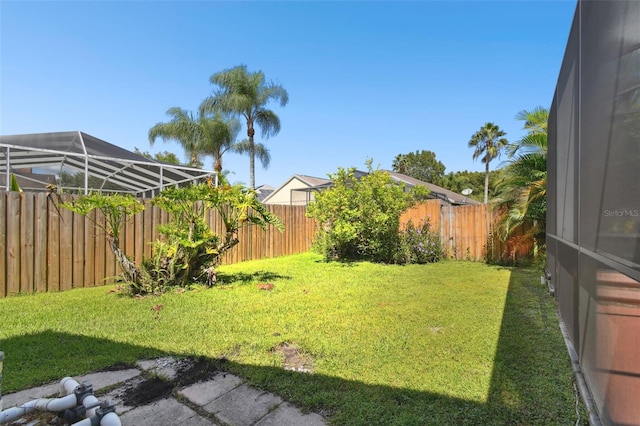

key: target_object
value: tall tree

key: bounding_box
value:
[203,65,288,189]
[149,107,204,168]
[468,122,508,204]
[148,106,241,174]
[515,106,548,136]
[392,150,446,185]
[495,107,549,258]
[440,169,502,202]
[197,110,241,173]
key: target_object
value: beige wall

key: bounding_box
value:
[264,177,316,205]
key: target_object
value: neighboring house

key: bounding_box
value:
[264,170,477,206]
[383,170,480,205]
[262,174,331,205]
[254,184,275,202]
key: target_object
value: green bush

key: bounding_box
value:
[59,183,284,295]
[307,163,428,263]
[400,218,445,263]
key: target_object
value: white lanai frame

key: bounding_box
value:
[0,131,215,197]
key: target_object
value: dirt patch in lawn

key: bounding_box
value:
[271,342,314,373]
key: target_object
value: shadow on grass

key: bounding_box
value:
[216,270,292,285]
[486,267,587,425]
[0,268,582,425]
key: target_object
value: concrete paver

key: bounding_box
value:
[179,372,243,406]
[119,397,215,426]
[2,358,327,426]
[203,384,283,426]
[76,368,141,392]
[256,402,327,426]
[2,382,61,409]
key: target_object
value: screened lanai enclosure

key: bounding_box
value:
[547,1,640,425]
[0,131,215,197]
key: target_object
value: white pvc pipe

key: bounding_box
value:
[71,411,121,426]
[62,379,121,426]
[0,394,77,424]
[1,377,120,426]
[61,376,80,395]
[60,377,101,417]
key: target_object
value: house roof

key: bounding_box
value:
[266,170,477,206]
[255,184,275,202]
[295,174,332,187]
[261,174,331,204]
[383,170,480,205]
[0,131,215,197]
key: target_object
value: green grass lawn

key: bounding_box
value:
[0,253,585,425]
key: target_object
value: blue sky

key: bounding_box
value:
[1,0,576,187]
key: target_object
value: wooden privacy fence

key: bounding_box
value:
[400,199,528,262]
[0,191,316,298]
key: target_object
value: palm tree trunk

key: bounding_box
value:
[484,161,490,204]
[213,157,222,173]
[484,161,490,253]
[190,151,199,168]
[248,124,256,189]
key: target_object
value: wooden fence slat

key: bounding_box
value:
[34,193,48,292]
[73,205,85,289]
[135,210,144,265]
[7,192,22,295]
[47,193,60,292]
[20,193,34,293]
[59,194,73,291]
[143,202,153,260]
[94,209,106,287]
[124,215,134,263]
[84,209,96,287]
[0,192,6,297]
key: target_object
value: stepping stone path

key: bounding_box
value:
[2,357,326,426]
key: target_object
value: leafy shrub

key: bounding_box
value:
[307,162,428,263]
[399,219,445,263]
[59,183,283,295]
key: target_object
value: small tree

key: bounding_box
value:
[307,162,428,263]
[147,183,284,291]
[58,193,145,286]
[59,183,284,295]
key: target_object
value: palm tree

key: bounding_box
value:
[149,107,203,167]
[515,106,548,136]
[149,106,240,175]
[197,110,241,174]
[468,122,508,204]
[203,65,288,189]
[495,107,548,259]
